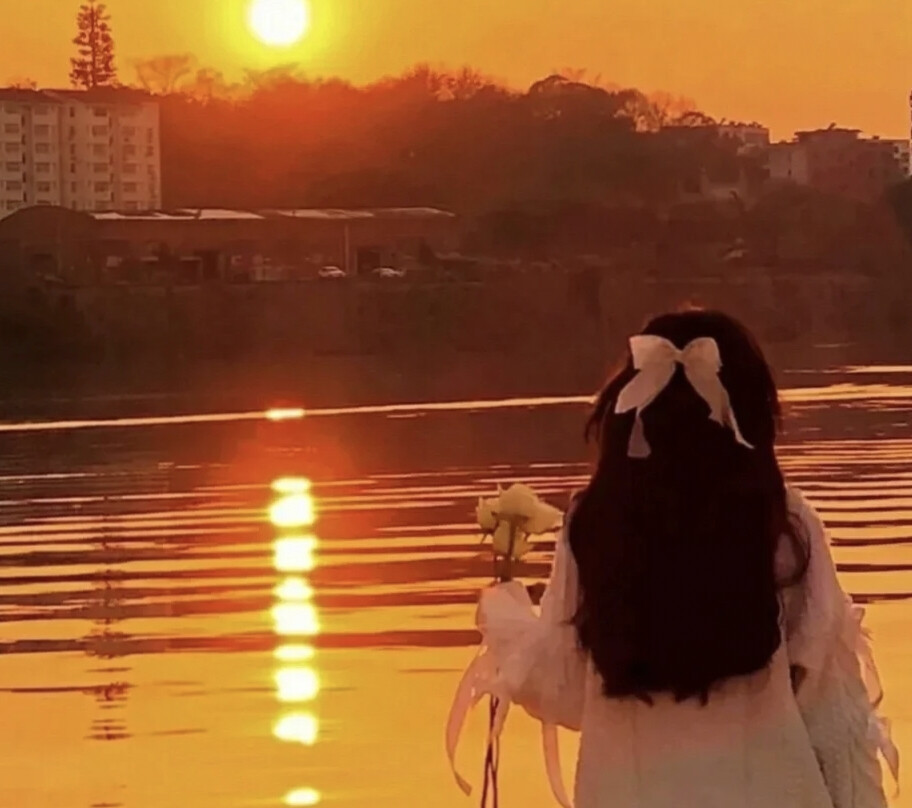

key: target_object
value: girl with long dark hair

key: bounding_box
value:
[453,310,897,808]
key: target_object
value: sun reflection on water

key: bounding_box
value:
[272,476,313,495]
[270,493,316,528]
[274,644,316,663]
[273,712,320,745]
[274,536,318,572]
[266,408,306,422]
[275,667,321,703]
[270,478,322,800]
[285,787,322,806]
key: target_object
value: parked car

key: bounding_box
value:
[373,267,406,279]
[318,266,346,279]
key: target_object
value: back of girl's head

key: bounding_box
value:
[569,309,806,703]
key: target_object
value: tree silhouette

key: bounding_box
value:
[70,1,118,89]
[134,54,197,95]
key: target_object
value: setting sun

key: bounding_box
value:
[248,0,310,47]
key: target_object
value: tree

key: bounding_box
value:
[134,54,196,95]
[70,1,118,89]
[5,76,38,90]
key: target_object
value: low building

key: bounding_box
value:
[0,205,458,288]
[717,123,771,154]
[768,128,909,201]
[768,142,810,185]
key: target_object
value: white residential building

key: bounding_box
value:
[0,88,160,218]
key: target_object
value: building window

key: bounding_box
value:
[35,105,49,115]
[37,181,52,193]
[4,143,20,153]
[69,107,76,118]
[36,162,51,173]
[93,163,108,173]
[4,162,19,171]
[94,107,108,117]
[124,201,140,211]
[91,125,109,136]
[3,123,19,134]
[146,145,155,158]
[5,180,22,191]
[123,181,138,193]
[70,163,76,173]
[69,126,76,139]
[33,124,51,137]
[123,145,137,157]
[123,126,137,136]
[147,128,155,143]
[123,163,138,174]
[5,200,22,211]
[94,182,110,192]
[35,142,51,154]
[93,144,107,156]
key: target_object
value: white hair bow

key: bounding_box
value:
[614,335,754,459]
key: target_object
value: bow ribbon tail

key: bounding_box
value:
[628,410,651,458]
[542,723,574,808]
[719,388,754,450]
[445,652,489,796]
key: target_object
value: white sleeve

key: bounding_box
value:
[786,489,897,808]
[782,488,846,677]
[476,527,588,731]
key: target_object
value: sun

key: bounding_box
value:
[248,0,310,47]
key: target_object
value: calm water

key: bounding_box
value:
[1,365,912,808]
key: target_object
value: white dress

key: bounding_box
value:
[448,489,898,808]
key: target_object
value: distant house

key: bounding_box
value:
[716,123,771,154]
[767,127,909,201]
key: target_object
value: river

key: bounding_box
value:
[0,362,910,807]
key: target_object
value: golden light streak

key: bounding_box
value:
[266,407,306,422]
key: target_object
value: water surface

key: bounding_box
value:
[1,365,911,807]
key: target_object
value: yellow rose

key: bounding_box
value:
[497,484,541,519]
[476,498,498,532]
[491,521,531,559]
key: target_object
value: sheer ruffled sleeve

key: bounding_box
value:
[476,526,588,731]
[785,489,898,808]
[446,525,585,807]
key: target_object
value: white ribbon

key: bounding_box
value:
[446,593,574,808]
[446,660,571,808]
[614,335,754,458]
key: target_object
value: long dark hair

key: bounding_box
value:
[569,309,808,703]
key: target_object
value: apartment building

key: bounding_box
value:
[0,88,160,217]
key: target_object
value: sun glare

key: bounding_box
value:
[248,0,310,47]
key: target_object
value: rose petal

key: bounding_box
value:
[491,522,531,558]
[498,483,541,519]
[476,498,497,532]
[525,502,563,535]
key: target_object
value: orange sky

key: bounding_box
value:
[4,0,912,139]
